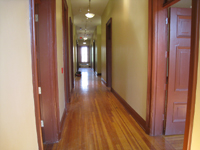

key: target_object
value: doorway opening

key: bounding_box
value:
[78,46,91,68]
[147,0,199,149]
[106,18,112,88]
[93,40,96,72]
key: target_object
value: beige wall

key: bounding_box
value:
[101,0,148,119]
[0,0,38,150]
[56,0,65,120]
[191,26,200,150]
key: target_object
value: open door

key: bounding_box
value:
[165,7,191,135]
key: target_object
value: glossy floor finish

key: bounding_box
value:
[44,68,183,150]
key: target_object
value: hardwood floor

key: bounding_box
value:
[44,68,183,150]
[163,135,184,150]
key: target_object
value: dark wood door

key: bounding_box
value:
[165,7,191,135]
[35,0,60,143]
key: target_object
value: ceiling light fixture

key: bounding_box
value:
[83,37,88,40]
[85,0,95,18]
[83,42,86,44]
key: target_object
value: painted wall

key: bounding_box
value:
[0,0,38,149]
[56,0,65,121]
[191,27,200,150]
[101,0,148,119]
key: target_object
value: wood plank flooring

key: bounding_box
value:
[44,68,184,150]
[163,135,184,150]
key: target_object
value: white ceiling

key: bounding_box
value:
[70,0,109,40]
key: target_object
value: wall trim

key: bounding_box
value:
[111,88,146,132]
[95,71,101,76]
[59,108,67,139]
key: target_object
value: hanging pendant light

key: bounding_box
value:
[85,0,95,18]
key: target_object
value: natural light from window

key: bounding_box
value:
[81,47,88,62]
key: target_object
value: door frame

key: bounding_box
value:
[106,18,112,88]
[147,0,200,149]
[93,40,96,72]
[30,0,43,149]
[70,17,74,89]
[76,40,79,71]
[62,0,70,104]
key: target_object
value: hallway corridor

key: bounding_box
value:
[45,68,183,150]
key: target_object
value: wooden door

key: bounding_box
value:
[35,0,60,143]
[165,7,191,135]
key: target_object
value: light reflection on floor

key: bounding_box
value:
[75,68,103,93]
[80,71,89,90]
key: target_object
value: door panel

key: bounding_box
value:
[35,0,59,143]
[175,47,190,91]
[165,7,191,135]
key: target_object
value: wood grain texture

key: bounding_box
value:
[44,68,181,150]
[164,135,184,150]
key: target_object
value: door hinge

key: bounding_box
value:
[35,14,39,22]
[41,120,44,127]
[166,18,169,25]
[38,87,42,94]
